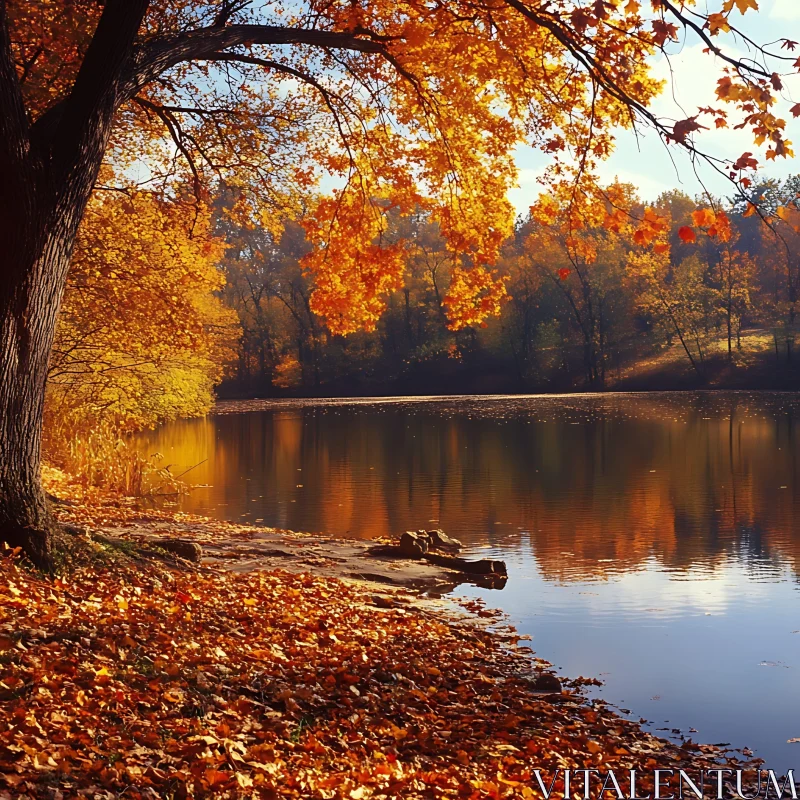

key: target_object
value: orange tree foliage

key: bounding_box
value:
[522,183,641,385]
[46,189,238,432]
[7,0,797,336]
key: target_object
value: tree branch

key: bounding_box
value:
[52,0,150,179]
[129,24,387,96]
[133,96,203,197]
[0,0,30,176]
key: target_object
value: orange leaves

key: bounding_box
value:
[302,192,407,336]
[0,480,756,800]
[603,208,628,234]
[633,207,668,247]
[692,209,716,228]
[708,212,733,242]
[558,268,572,281]
[10,0,796,372]
[688,208,733,242]
[636,206,734,264]
[443,266,509,330]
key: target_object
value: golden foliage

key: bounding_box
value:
[47,191,238,434]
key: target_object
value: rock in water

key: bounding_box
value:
[399,531,429,558]
[426,529,463,551]
[153,539,202,562]
[533,673,562,693]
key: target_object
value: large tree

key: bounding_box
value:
[0,0,795,567]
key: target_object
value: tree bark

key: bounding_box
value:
[0,0,150,567]
[0,226,75,569]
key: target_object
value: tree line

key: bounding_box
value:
[218,179,800,397]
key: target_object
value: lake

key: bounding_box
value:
[137,391,800,771]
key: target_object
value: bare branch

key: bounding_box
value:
[129,24,387,96]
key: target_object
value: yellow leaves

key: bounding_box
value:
[272,355,302,389]
[708,13,731,34]
[46,191,239,436]
[531,195,561,226]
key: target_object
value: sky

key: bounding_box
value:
[508,0,800,214]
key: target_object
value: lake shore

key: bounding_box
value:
[0,467,762,798]
[44,466,501,597]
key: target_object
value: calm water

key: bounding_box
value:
[138,392,800,769]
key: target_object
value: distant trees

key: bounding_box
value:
[2,0,795,565]
[215,180,800,393]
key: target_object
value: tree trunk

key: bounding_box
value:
[726,306,732,361]
[0,0,151,566]
[0,224,76,570]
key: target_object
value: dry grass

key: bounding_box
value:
[44,416,187,498]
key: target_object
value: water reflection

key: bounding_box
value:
[139,392,800,584]
[136,392,800,767]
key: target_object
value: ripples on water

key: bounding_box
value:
[138,392,800,768]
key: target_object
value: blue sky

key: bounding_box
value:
[508,0,800,214]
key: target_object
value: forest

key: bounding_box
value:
[46,174,800,456]
[3,0,800,797]
[218,179,800,398]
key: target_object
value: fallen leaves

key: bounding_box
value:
[0,548,760,799]
[0,470,760,798]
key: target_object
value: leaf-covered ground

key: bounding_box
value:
[1,472,753,799]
